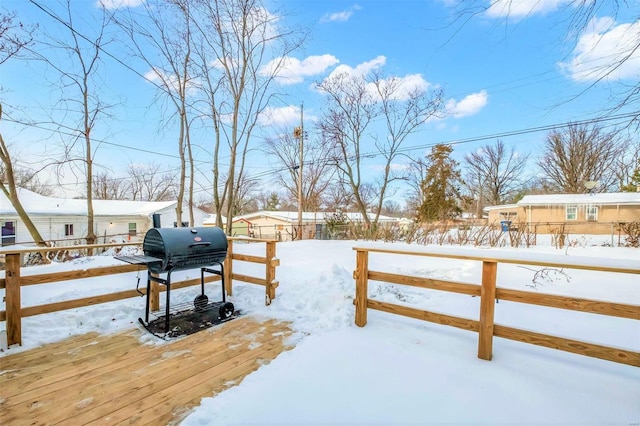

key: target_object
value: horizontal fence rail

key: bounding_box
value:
[1,238,279,346]
[353,245,640,367]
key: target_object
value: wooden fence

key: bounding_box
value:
[353,245,640,367]
[0,237,279,346]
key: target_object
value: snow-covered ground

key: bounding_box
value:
[1,237,639,425]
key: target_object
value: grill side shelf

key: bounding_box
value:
[114,255,163,265]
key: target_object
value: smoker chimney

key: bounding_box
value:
[152,213,161,228]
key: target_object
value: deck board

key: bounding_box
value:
[0,316,294,425]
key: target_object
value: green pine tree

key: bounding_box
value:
[265,192,280,210]
[417,144,464,222]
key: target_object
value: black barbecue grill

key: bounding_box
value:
[116,226,234,334]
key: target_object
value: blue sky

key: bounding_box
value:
[2,0,639,202]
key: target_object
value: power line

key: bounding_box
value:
[2,112,215,164]
[393,111,639,156]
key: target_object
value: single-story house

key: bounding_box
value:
[232,210,402,241]
[0,188,210,246]
[485,192,640,234]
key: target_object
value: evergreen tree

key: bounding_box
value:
[265,192,280,210]
[621,160,640,192]
[417,144,464,222]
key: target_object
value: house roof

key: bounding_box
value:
[203,214,228,224]
[484,204,519,211]
[518,193,640,206]
[235,210,400,223]
[1,187,177,217]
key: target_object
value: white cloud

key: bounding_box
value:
[319,56,432,103]
[320,5,362,23]
[260,55,340,85]
[559,17,640,82]
[368,74,430,101]
[259,106,302,127]
[327,55,387,80]
[97,0,144,9]
[485,0,572,18]
[444,90,488,118]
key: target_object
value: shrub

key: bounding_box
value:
[619,222,640,248]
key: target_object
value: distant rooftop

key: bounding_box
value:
[1,187,177,216]
[518,193,640,206]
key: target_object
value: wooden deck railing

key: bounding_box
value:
[0,238,279,346]
[353,245,640,367]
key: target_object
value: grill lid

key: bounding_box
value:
[117,226,228,273]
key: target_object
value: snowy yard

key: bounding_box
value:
[1,237,639,425]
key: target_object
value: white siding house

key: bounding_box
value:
[0,188,210,246]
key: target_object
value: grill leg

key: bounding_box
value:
[220,264,226,303]
[165,271,172,333]
[200,268,206,296]
[145,272,151,323]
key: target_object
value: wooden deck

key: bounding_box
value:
[0,316,294,425]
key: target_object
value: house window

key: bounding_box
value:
[586,205,598,221]
[128,223,137,237]
[1,220,16,246]
[566,205,577,221]
[64,224,74,236]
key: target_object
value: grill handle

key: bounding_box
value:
[189,242,212,247]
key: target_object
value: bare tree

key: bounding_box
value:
[22,0,114,246]
[230,173,260,216]
[322,182,355,212]
[316,71,379,227]
[537,123,627,193]
[464,140,529,211]
[0,12,47,246]
[113,0,196,226]
[127,163,177,201]
[0,105,47,246]
[92,170,130,200]
[370,70,443,222]
[189,0,303,234]
[382,199,402,216]
[317,67,442,226]
[264,128,336,212]
[404,154,430,217]
[0,8,37,65]
[11,167,54,196]
[616,140,640,190]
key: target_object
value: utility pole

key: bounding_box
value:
[294,103,304,240]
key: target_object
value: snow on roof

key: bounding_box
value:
[518,192,640,206]
[235,210,399,223]
[484,204,519,211]
[0,188,176,217]
[203,213,227,224]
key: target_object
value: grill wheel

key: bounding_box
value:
[194,294,209,311]
[219,302,234,320]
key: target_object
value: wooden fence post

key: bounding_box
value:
[478,260,497,360]
[224,239,233,296]
[355,249,369,327]
[265,240,278,305]
[6,253,22,346]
